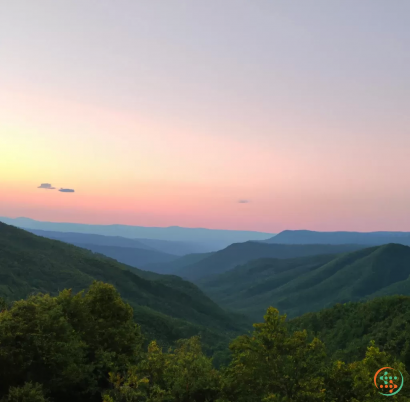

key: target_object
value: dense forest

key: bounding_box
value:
[289,296,410,370]
[2,223,410,400]
[1,282,409,402]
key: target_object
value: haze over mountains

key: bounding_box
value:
[0,217,274,251]
[25,229,209,256]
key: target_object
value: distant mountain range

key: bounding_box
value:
[149,242,366,280]
[198,243,410,321]
[24,229,209,255]
[0,217,274,251]
[265,229,410,246]
[5,220,410,372]
[6,216,410,335]
[19,229,183,268]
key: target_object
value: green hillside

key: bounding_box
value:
[199,244,410,321]
[289,295,410,370]
[0,222,248,350]
[171,241,365,280]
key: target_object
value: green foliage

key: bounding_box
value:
[0,282,142,402]
[1,283,410,402]
[104,337,220,402]
[289,295,410,372]
[104,306,410,402]
[1,383,48,402]
[221,307,327,402]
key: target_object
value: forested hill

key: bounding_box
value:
[168,241,366,281]
[289,295,410,370]
[198,244,410,320]
[0,222,249,348]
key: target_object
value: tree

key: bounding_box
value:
[0,293,89,401]
[221,307,326,402]
[344,344,410,402]
[104,337,221,402]
[0,282,143,402]
[1,382,48,402]
[58,282,144,393]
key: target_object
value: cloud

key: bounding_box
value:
[38,183,55,189]
[238,199,250,204]
[59,188,75,193]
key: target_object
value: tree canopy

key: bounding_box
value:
[1,282,409,401]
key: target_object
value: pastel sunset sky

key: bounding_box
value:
[1,1,409,232]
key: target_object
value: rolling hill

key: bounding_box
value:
[198,244,410,321]
[265,229,410,246]
[171,242,366,281]
[0,222,249,350]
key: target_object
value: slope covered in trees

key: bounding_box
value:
[168,242,365,280]
[0,222,248,351]
[0,283,409,402]
[289,295,410,370]
[199,244,410,320]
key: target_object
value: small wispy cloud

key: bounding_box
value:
[238,199,250,204]
[37,183,75,193]
[38,183,55,190]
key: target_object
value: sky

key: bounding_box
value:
[1,0,409,232]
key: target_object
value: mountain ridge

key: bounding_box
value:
[198,243,410,321]
[0,217,274,251]
[265,229,410,245]
[168,242,367,281]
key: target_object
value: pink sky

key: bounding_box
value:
[1,1,410,232]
